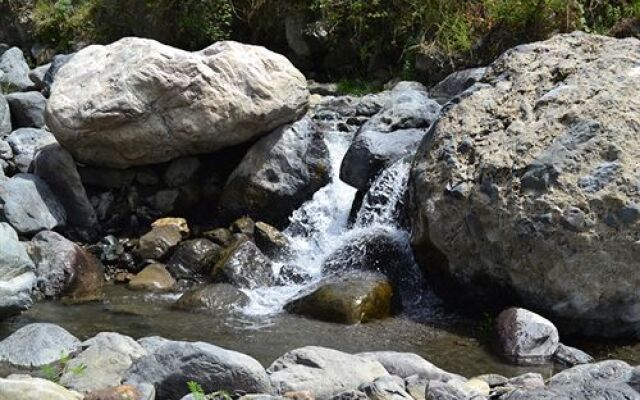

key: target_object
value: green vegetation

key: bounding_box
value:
[38,352,86,383]
[187,380,206,400]
[7,0,640,81]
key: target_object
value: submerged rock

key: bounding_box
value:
[285,273,398,324]
[496,308,559,365]
[211,239,275,289]
[220,117,331,227]
[174,283,250,312]
[0,375,83,400]
[268,346,389,400]
[0,173,66,235]
[125,340,271,399]
[128,264,176,292]
[0,222,36,318]
[46,38,309,168]
[29,230,104,301]
[0,323,81,372]
[409,32,640,336]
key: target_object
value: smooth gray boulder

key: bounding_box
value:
[0,323,81,372]
[553,343,594,367]
[0,95,10,136]
[0,222,35,318]
[429,67,486,105]
[125,340,271,399]
[0,173,66,234]
[547,360,634,389]
[5,127,57,172]
[220,117,331,227]
[268,346,389,400]
[0,47,32,92]
[33,143,98,230]
[46,38,309,168]
[59,332,147,393]
[410,32,640,337]
[357,352,460,382]
[5,91,46,128]
[496,308,559,365]
[340,82,440,191]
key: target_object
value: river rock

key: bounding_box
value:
[0,47,32,92]
[255,221,289,255]
[28,63,50,92]
[5,127,57,172]
[268,346,389,400]
[0,95,11,136]
[151,217,190,238]
[203,227,234,247]
[128,264,176,292]
[125,340,271,399]
[330,390,369,400]
[211,238,275,289]
[41,54,73,97]
[0,222,36,318]
[409,32,640,336]
[174,283,250,312]
[164,156,200,188]
[357,352,459,382]
[496,308,559,365]
[220,117,331,227]
[424,380,473,400]
[340,82,440,191]
[0,323,81,372]
[5,91,46,128]
[0,375,83,400]
[33,143,98,230]
[46,38,309,168]
[359,376,412,400]
[59,332,147,393]
[84,384,148,400]
[547,360,634,388]
[553,343,594,367]
[29,230,104,301]
[231,216,257,236]
[166,238,222,278]
[285,273,397,324]
[428,67,486,105]
[0,173,66,234]
[134,225,183,260]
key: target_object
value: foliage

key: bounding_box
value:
[336,77,383,96]
[187,380,206,400]
[38,352,86,383]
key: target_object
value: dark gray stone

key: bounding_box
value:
[42,54,73,97]
[429,67,486,105]
[5,91,46,128]
[212,238,275,289]
[163,156,200,188]
[174,283,250,312]
[166,238,223,278]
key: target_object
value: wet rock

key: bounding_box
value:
[5,91,46,128]
[359,376,412,400]
[255,221,289,255]
[285,273,397,324]
[33,143,98,230]
[211,239,275,289]
[357,352,459,382]
[125,340,271,399]
[59,332,147,393]
[0,323,81,372]
[553,343,594,367]
[134,225,183,260]
[128,264,176,292]
[231,216,257,236]
[0,47,32,91]
[410,32,640,336]
[0,95,11,136]
[84,384,147,400]
[203,227,233,247]
[496,308,559,365]
[174,283,250,312]
[0,222,36,318]
[166,238,222,278]
[268,346,389,400]
[5,127,57,172]
[340,82,440,191]
[46,38,308,168]
[0,375,83,400]
[29,231,104,301]
[428,67,486,105]
[0,173,66,235]
[151,217,190,238]
[220,117,331,227]
[164,156,201,187]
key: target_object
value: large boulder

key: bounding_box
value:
[59,332,147,393]
[0,47,32,92]
[0,222,35,318]
[0,375,83,400]
[340,82,440,191]
[220,117,331,226]
[268,346,389,400]
[0,323,81,373]
[46,38,309,168]
[5,91,46,128]
[28,230,104,301]
[495,308,559,365]
[409,32,640,336]
[5,128,57,172]
[124,340,271,399]
[0,173,66,235]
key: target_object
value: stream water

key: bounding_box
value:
[1,126,638,379]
